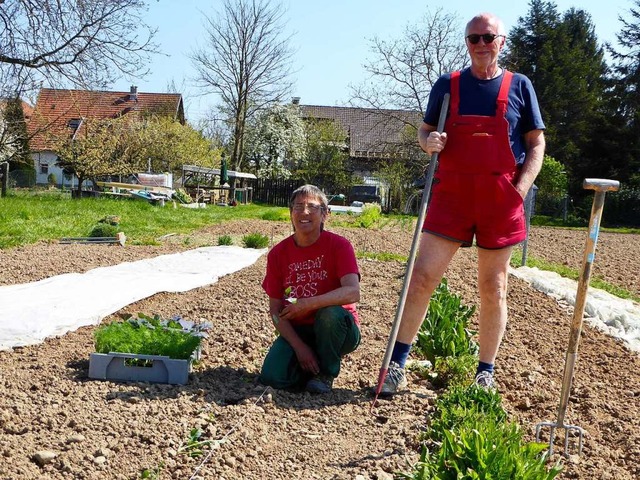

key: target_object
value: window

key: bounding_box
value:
[40,163,48,174]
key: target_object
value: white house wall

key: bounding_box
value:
[31,151,86,189]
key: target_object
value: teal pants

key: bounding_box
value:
[259,306,361,389]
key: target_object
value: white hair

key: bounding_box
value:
[465,13,506,36]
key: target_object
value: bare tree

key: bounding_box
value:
[190,0,294,171]
[0,0,158,97]
[350,8,468,115]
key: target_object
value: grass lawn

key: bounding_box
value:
[0,189,290,249]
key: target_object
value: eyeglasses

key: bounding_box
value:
[292,203,323,213]
[466,33,505,45]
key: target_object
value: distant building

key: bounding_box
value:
[298,100,423,178]
[27,86,184,186]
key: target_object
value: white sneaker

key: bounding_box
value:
[379,361,408,396]
[474,371,496,390]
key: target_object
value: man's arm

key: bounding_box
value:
[418,122,448,156]
[515,129,545,199]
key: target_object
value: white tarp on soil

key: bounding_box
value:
[0,246,266,351]
[510,266,640,353]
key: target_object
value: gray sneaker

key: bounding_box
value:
[379,361,408,396]
[306,374,334,394]
[474,371,496,390]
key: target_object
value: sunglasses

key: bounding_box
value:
[466,33,505,45]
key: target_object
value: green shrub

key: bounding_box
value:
[218,234,233,246]
[94,313,209,360]
[89,223,119,237]
[355,202,381,228]
[47,173,57,186]
[413,279,477,364]
[242,232,269,249]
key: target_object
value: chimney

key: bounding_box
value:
[129,85,138,101]
[292,96,300,105]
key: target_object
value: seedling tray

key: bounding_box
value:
[88,351,198,385]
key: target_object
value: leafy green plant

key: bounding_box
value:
[406,385,562,480]
[430,353,476,389]
[413,279,477,364]
[218,234,233,246]
[94,313,210,359]
[177,428,212,458]
[355,202,381,228]
[242,232,269,248]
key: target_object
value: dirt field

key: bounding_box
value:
[0,219,639,479]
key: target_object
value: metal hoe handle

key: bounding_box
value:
[372,94,450,404]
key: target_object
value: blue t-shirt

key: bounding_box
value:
[424,68,545,164]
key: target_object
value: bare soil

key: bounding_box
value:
[1,220,639,480]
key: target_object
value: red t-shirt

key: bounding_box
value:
[262,230,360,326]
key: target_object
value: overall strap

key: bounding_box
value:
[496,70,514,116]
[449,70,461,117]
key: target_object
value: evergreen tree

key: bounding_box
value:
[505,0,608,194]
[609,0,640,188]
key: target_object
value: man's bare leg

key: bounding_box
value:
[396,233,461,344]
[476,246,514,364]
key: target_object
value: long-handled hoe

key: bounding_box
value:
[371,93,450,409]
[535,178,620,456]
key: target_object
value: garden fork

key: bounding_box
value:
[535,178,620,457]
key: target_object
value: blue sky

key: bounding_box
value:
[112,0,635,123]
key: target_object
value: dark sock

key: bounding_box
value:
[476,361,494,376]
[390,341,411,369]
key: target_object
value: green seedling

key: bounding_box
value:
[177,428,220,458]
[94,313,211,360]
[140,462,164,479]
[284,286,297,305]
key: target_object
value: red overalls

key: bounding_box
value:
[423,70,526,249]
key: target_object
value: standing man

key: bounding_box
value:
[381,12,545,394]
[260,185,361,393]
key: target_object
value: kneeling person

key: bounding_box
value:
[259,185,361,393]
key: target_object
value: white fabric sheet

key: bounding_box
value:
[510,266,640,353]
[0,246,266,351]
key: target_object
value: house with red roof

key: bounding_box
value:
[27,86,184,185]
[296,98,423,178]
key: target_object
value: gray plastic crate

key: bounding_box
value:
[88,352,193,385]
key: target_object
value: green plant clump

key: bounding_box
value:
[218,234,233,246]
[431,353,477,389]
[404,385,562,479]
[242,232,269,249]
[89,223,119,238]
[94,313,209,359]
[413,279,477,364]
[355,202,382,228]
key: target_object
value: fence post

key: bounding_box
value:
[521,184,538,267]
[1,162,8,197]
